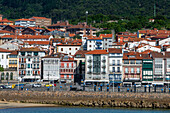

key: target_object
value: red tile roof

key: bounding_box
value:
[0,48,12,52]
[86,50,108,54]
[15,35,50,39]
[30,16,49,19]
[24,41,51,45]
[74,50,89,58]
[15,19,35,21]
[0,18,14,23]
[9,51,18,55]
[0,30,13,34]
[99,34,112,38]
[123,52,143,60]
[19,47,46,52]
[108,48,122,53]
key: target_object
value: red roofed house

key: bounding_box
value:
[56,39,82,56]
[18,47,46,82]
[2,25,25,35]
[85,50,109,85]
[66,22,97,37]
[23,41,51,49]
[116,32,137,43]
[122,52,143,86]
[99,34,114,49]
[22,27,45,35]
[15,18,36,27]
[0,18,14,25]
[29,16,51,27]
[60,55,77,83]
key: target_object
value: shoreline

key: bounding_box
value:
[0,91,170,109]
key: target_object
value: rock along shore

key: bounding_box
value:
[0,91,170,109]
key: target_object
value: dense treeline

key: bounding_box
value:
[0,0,169,22]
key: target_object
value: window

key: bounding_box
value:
[69,75,72,79]
[61,48,63,51]
[89,45,91,47]
[2,55,3,59]
[21,52,25,56]
[37,64,39,68]
[34,52,38,56]
[112,60,115,65]
[69,48,71,50]
[130,60,135,64]
[69,63,72,68]
[117,60,120,65]
[125,68,128,73]
[112,67,115,72]
[64,63,67,68]
[124,60,129,64]
[6,55,8,59]
[75,48,77,50]
[136,60,142,64]
[64,75,67,79]
[28,58,31,61]
[27,52,32,56]
[117,67,120,72]
[137,68,140,73]
[131,68,134,73]
[27,64,30,68]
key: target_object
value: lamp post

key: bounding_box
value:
[86,11,88,25]
[113,72,115,92]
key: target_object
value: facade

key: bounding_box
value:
[42,55,60,81]
[18,47,46,82]
[108,48,123,85]
[15,19,35,27]
[0,48,12,69]
[99,34,113,50]
[142,54,153,85]
[87,38,103,51]
[56,44,81,56]
[60,56,77,83]
[85,50,109,84]
[165,52,170,85]
[74,50,89,83]
[48,21,72,31]
[66,22,97,37]
[30,16,51,27]
[0,18,14,25]
[8,51,18,70]
[122,52,143,85]
[22,27,45,35]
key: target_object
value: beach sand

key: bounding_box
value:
[0,101,58,109]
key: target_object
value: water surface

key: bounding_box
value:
[0,107,169,113]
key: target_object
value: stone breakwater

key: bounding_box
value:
[0,91,170,109]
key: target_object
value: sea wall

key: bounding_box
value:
[0,91,170,109]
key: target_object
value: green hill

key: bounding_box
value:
[0,0,169,22]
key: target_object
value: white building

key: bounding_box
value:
[87,38,103,51]
[108,48,123,85]
[99,34,113,50]
[136,45,161,53]
[56,44,81,56]
[18,47,46,82]
[42,55,60,81]
[0,48,12,68]
[15,19,36,27]
[85,50,109,84]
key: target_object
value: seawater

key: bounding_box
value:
[0,107,169,113]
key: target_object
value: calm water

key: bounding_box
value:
[0,107,169,113]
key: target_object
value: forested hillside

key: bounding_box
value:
[0,0,169,22]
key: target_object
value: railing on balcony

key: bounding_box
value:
[20,61,26,63]
[101,72,106,74]
[93,76,101,80]
[33,67,40,69]
[19,67,26,69]
[33,61,40,63]
[88,65,92,68]
[102,59,106,63]
[102,65,106,68]
[87,71,92,74]
[88,59,92,63]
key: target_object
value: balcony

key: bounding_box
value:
[102,59,106,63]
[87,71,92,74]
[33,67,40,69]
[88,65,92,68]
[19,67,26,69]
[88,59,92,63]
[135,72,140,75]
[101,72,106,74]
[20,61,26,63]
[102,65,106,68]
[33,61,40,63]
[93,76,101,80]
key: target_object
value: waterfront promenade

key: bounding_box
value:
[0,91,169,109]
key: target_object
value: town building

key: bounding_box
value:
[141,54,153,85]
[47,21,72,31]
[60,55,77,83]
[86,37,103,51]
[122,52,143,86]
[0,18,14,25]
[85,50,109,85]
[29,16,51,27]
[108,48,123,86]
[165,52,170,86]
[0,48,12,69]
[74,50,89,83]
[41,54,60,82]
[22,27,45,35]
[2,25,25,35]
[15,19,36,27]
[18,47,46,82]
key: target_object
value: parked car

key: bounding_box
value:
[0,85,5,89]
[44,84,53,87]
[4,85,12,89]
[32,84,41,88]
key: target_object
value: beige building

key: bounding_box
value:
[30,16,51,27]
